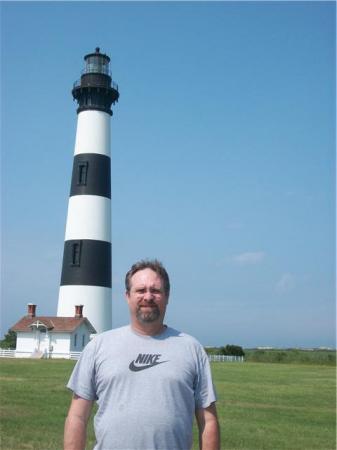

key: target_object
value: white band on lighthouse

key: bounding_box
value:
[57,286,112,333]
[74,111,110,156]
[64,196,111,242]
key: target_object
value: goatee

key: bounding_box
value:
[136,305,160,323]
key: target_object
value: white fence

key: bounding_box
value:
[208,354,244,362]
[0,349,243,362]
[0,349,15,358]
[0,349,82,360]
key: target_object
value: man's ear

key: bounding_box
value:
[125,291,130,303]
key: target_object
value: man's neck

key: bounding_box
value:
[130,321,167,337]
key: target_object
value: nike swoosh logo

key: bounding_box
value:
[129,360,168,372]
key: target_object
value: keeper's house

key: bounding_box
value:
[11,304,96,359]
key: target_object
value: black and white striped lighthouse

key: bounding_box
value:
[57,48,119,334]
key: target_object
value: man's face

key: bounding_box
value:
[126,268,168,326]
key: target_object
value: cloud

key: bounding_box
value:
[275,273,295,293]
[233,251,266,266]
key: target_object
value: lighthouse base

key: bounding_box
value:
[57,285,112,334]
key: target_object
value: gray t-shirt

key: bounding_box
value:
[67,325,217,450]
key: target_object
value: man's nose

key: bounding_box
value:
[143,290,154,301]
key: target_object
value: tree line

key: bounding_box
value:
[205,345,245,357]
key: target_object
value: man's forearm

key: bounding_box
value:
[64,414,88,450]
[196,404,220,450]
[199,418,220,450]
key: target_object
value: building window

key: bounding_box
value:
[77,161,88,185]
[71,241,82,266]
[82,335,85,348]
[74,334,77,347]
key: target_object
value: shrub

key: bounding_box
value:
[220,345,245,357]
[0,330,17,349]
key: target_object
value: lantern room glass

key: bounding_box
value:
[85,55,110,75]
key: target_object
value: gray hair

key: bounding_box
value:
[125,259,170,297]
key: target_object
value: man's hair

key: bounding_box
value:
[125,259,170,297]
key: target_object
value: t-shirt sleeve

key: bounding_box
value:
[194,345,217,409]
[67,339,98,401]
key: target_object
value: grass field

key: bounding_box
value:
[244,349,336,365]
[0,358,335,450]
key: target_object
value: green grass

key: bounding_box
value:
[207,362,336,450]
[244,349,336,365]
[0,359,76,450]
[0,359,335,449]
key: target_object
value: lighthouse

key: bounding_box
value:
[57,48,119,334]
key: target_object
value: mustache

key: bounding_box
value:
[138,300,158,307]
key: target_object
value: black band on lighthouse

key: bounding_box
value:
[60,239,112,287]
[70,153,111,198]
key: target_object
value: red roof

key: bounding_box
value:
[11,316,96,334]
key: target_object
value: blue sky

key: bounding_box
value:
[1,1,335,348]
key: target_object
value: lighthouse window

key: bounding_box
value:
[71,241,82,266]
[77,161,88,185]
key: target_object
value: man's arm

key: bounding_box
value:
[195,402,220,450]
[64,394,94,450]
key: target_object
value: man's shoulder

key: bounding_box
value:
[165,327,204,348]
[91,325,131,343]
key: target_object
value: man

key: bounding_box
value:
[64,259,220,450]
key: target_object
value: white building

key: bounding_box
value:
[11,304,96,359]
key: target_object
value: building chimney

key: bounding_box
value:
[27,303,36,318]
[75,305,84,318]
